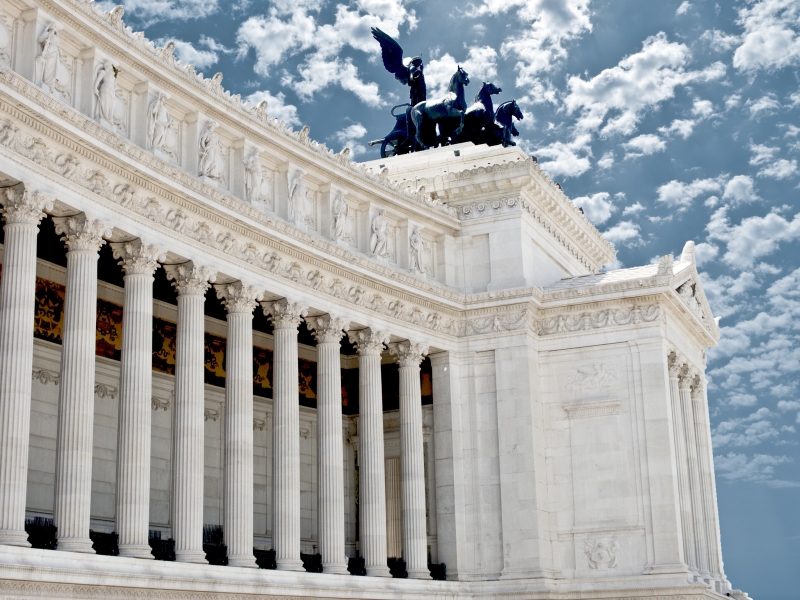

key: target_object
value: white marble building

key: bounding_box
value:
[0,1,750,598]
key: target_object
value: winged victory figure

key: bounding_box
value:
[371,27,426,106]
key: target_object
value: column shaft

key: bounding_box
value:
[113,241,164,559]
[166,263,215,564]
[681,374,709,577]
[0,188,50,546]
[53,215,111,553]
[349,328,391,578]
[267,300,307,572]
[308,315,349,574]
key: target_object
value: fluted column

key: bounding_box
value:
[668,354,696,573]
[389,340,431,579]
[681,368,709,578]
[218,282,262,568]
[52,214,112,553]
[348,328,391,578]
[264,299,308,571]
[164,262,216,563]
[307,314,350,574]
[0,187,52,546]
[112,240,165,559]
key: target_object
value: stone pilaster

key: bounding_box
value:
[164,262,216,564]
[264,299,308,572]
[348,328,391,578]
[0,187,52,546]
[389,340,431,579]
[52,214,112,553]
[307,314,350,575]
[668,354,696,572]
[217,282,262,568]
[681,368,709,578]
[111,240,165,559]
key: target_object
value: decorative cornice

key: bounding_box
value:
[563,398,621,419]
[536,304,663,336]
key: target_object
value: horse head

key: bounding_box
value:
[475,81,502,103]
[512,100,524,121]
[449,66,470,93]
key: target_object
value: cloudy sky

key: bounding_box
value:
[110,0,799,596]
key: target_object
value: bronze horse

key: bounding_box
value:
[410,66,470,150]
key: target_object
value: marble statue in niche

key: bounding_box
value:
[244,150,262,202]
[198,120,223,183]
[409,227,423,273]
[370,209,390,259]
[288,170,305,224]
[584,538,619,570]
[332,193,349,242]
[35,23,71,102]
[94,60,117,132]
[147,92,178,162]
[0,15,11,67]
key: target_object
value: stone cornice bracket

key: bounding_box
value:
[306,314,350,344]
[0,185,53,225]
[163,261,217,296]
[215,281,264,315]
[347,328,390,356]
[388,340,429,367]
[52,213,113,252]
[264,298,308,329]
[110,239,166,276]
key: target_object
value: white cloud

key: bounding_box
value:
[733,0,800,72]
[245,90,301,126]
[117,0,219,23]
[468,0,592,87]
[701,29,742,52]
[623,133,666,158]
[714,452,799,487]
[729,393,759,407]
[749,142,779,165]
[602,220,641,246]
[622,202,644,216]
[725,93,742,110]
[564,32,725,137]
[694,242,719,266]
[707,207,800,267]
[692,98,715,118]
[676,1,691,16]
[659,118,695,139]
[656,177,723,208]
[332,122,368,156]
[747,94,782,117]
[701,270,759,318]
[597,151,615,169]
[535,138,592,179]
[722,175,760,205]
[758,159,798,180]
[285,55,383,106]
[777,400,800,411]
[166,39,219,70]
[236,11,316,77]
[572,192,615,224]
[425,47,498,98]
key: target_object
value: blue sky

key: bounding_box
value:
[110,1,800,597]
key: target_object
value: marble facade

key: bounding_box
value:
[0,1,750,598]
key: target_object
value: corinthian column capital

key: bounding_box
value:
[667,352,683,379]
[691,374,706,401]
[265,298,308,329]
[111,239,166,276]
[216,281,263,314]
[53,213,112,252]
[164,261,217,296]
[348,328,390,356]
[678,364,694,390]
[0,186,53,225]
[307,314,350,344]
[389,340,429,367]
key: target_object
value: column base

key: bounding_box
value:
[56,537,95,553]
[407,568,432,579]
[322,562,350,575]
[228,554,258,568]
[366,565,392,578]
[276,558,305,572]
[0,529,31,547]
[175,549,208,564]
[118,544,154,559]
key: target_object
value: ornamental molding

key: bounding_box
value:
[458,196,519,220]
[151,397,170,411]
[536,304,663,337]
[253,418,266,431]
[94,383,118,399]
[540,274,673,303]
[32,368,60,385]
[31,2,459,223]
[204,408,219,422]
[563,398,621,419]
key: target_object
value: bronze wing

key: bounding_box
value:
[371,27,409,85]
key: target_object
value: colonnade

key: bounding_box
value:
[0,187,431,578]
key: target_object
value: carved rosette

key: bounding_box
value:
[163,262,216,296]
[0,187,52,225]
[348,328,390,356]
[52,214,112,252]
[216,282,263,314]
[389,340,428,367]
[111,240,166,276]
[306,314,350,344]
[265,298,308,330]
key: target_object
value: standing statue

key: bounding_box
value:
[198,120,222,181]
[371,28,426,106]
[243,150,262,203]
[147,92,177,160]
[287,171,305,223]
[37,24,70,100]
[94,60,117,130]
[332,193,349,242]
[409,227,423,272]
[370,209,389,258]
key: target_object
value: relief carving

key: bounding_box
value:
[198,120,223,183]
[146,92,178,162]
[409,227,423,274]
[370,209,390,259]
[566,363,618,394]
[35,23,71,103]
[331,192,349,243]
[584,538,619,570]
